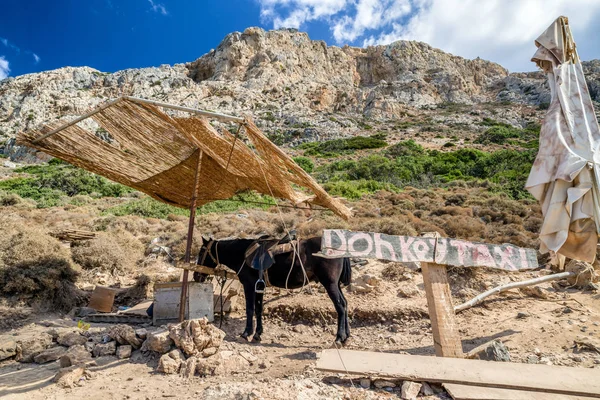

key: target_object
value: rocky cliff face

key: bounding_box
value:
[0,27,598,156]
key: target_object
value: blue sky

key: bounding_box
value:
[1,0,600,80]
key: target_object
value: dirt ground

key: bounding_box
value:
[1,259,599,400]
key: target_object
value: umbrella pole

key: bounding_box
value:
[179,149,204,322]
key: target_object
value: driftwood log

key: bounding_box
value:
[454,271,577,313]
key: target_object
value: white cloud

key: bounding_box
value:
[33,53,40,63]
[260,0,348,29]
[259,0,600,71]
[148,0,168,15]
[0,56,10,80]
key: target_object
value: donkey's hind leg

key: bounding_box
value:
[322,282,349,345]
[339,283,350,340]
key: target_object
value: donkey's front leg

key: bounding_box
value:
[241,282,255,340]
[253,290,264,342]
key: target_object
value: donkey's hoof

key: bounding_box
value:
[241,332,251,341]
[252,335,262,342]
[334,339,343,347]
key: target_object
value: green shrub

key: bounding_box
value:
[104,192,277,219]
[324,180,398,199]
[292,156,314,173]
[0,160,133,207]
[301,135,387,157]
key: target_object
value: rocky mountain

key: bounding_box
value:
[0,27,599,160]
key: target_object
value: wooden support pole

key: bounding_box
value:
[421,262,463,358]
[178,149,204,323]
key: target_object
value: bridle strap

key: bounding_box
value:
[198,239,217,266]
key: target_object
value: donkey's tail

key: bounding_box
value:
[340,257,352,286]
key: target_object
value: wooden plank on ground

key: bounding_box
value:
[421,262,463,358]
[444,384,598,400]
[315,350,600,398]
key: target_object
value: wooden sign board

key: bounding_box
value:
[321,230,538,271]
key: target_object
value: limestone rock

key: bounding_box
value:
[59,345,93,367]
[359,378,371,388]
[15,333,53,363]
[168,349,186,363]
[0,337,17,361]
[374,379,396,389]
[92,341,116,357]
[157,353,181,374]
[466,340,511,362]
[34,346,68,364]
[168,318,226,357]
[116,345,132,359]
[420,382,434,396]
[57,331,88,347]
[108,325,142,349]
[401,381,422,400]
[202,347,218,358]
[142,329,173,354]
[180,356,198,379]
[53,366,89,388]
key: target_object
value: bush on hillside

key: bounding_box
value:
[292,156,314,173]
[300,135,387,157]
[71,231,143,273]
[0,223,82,311]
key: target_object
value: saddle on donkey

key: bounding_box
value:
[244,230,297,293]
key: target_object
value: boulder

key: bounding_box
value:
[16,333,53,363]
[59,345,93,367]
[108,325,142,349]
[401,381,422,400]
[92,341,116,357]
[142,329,173,354]
[116,345,132,359]
[359,378,371,388]
[168,318,226,357]
[157,353,181,374]
[135,328,148,340]
[34,346,68,364]
[57,331,88,347]
[0,337,17,361]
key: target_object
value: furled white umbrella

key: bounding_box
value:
[526,16,600,262]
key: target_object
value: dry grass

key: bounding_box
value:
[71,230,144,274]
[0,222,83,311]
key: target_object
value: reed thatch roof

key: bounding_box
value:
[17,96,351,220]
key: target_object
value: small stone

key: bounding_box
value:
[389,324,401,333]
[202,347,218,358]
[374,379,396,389]
[466,340,511,362]
[517,312,530,319]
[59,345,93,368]
[563,307,573,314]
[34,346,68,364]
[142,329,173,354]
[116,345,132,359]
[16,333,54,363]
[571,355,583,362]
[108,325,142,349]
[168,349,186,363]
[84,342,95,353]
[57,332,88,347]
[92,341,116,357]
[401,381,422,400]
[359,378,371,389]
[526,355,539,364]
[239,351,258,364]
[135,328,148,340]
[54,366,87,389]
[0,337,17,361]
[157,354,181,374]
[180,356,198,379]
[534,348,542,356]
[420,382,434,396]
[258,359,271,369]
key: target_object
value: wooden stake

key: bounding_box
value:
[421,262,463,358]
[178,149,203,322]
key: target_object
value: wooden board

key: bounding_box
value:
[316,350,600,398]
[88,286,117,312]
[444,384,599,400]
[321,230,538,270]
[421,262,463,358]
